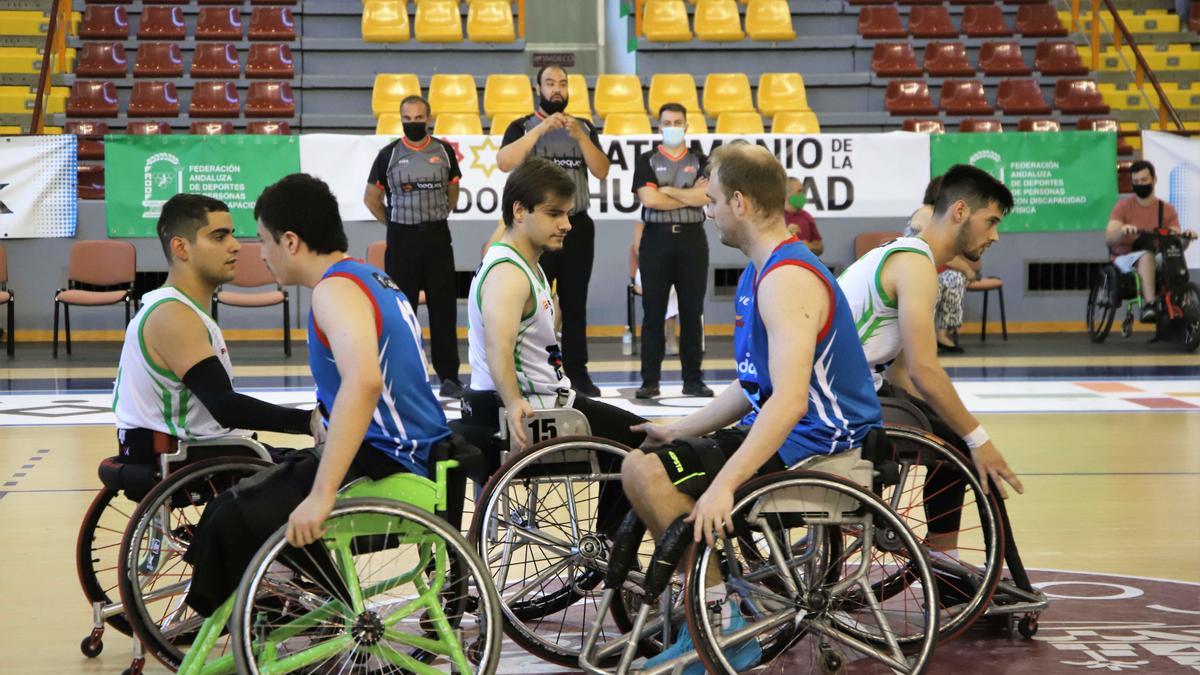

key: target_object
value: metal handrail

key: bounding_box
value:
[28,0,67,134]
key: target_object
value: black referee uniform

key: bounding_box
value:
[367,135,462,387]
[632,144,709,390]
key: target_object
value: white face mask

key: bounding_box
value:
[661,126,685,147]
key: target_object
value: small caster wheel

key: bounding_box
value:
[468,636,485,665]
[80,635,103,658]
[123,656,144,675]
[1018,614,1039,639]
[463,594,480,615]
[820,650,844,674]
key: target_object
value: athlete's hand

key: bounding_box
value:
[309,407,328,445]
[1121,224,1138,238]
[506,399,535,450]
[631,422,675,448]
[1181,230,1198,240]
[686,482,735,546]
[970,441,1024,499]
[287,489,336,548]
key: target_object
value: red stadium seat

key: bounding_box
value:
[848,0,890,5]
[249,7,295,40]
[1078,117,1133,155]
[1190,1,1199,32]
[76,43,128,77]
[979,41,1031,75]
[245,43,293,78]
[872,43,923,76]
[1117,159,1132,193]
[80,6,130,39]
[245,120,291,134]
[951,0,994,5]
[858,7,906,38]
[64,121,108,160]
[941,79,993,114]
[899,0,943,6]
[190,121,235,134]
[1054,78,1109,113]
[128,81,180,117]
[66,81,119,118]
[133,42,184,78]
[78,165,105,200]
[1018,118,1061,131]
[199,0,241,4]
[924,42,975,76]
[962,5,1013,36]
[251,0,296,4]
[885,80,939,115]
[1035,40,1088,75]
[192,43,241,78]
[996,78,1051,113]
[908,6,957,38]
[246,81,294,117]
[1016,5,1067,36]
[126,121,172,135]
[959,118,1003,132]
[189,81,241,117]
[137,6,187,40]
[196,7,244,40]
[902,118,946,132]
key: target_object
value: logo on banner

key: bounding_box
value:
[968,149,1005,183]
[0,182,11,215]
[468,136,501,178]
[143,152,183,218]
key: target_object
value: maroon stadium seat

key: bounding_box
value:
[189,81,241,117]
[951,0,994,5]
[1190,1,1199,32]
[898,0,942,6]
[245,43,294,78]
[75,43,128,77]
[78,165,106,200]
[1035,40,1088,75]
[858,7,906,38]
[190,121,236,134]
[959,118,1003,132]
[979,41,1031,75]
[245,81,294,116]
[1018,118,1061,131]
[902,118,946,132]
[1054,78,1109,113]
[962,5,1013,36]
[133,42,184,78]
[941,79,993,114]
[246,120,291,134]
[196,7,244,40]
[191,43,241,78]
[924,42,975,76]
[1016,5,1067,36]
[996,78,1051,113]
[886,80,939,115]
[848,0,890,5]
[249,7,296,40]
[80,6,130,39]
[872,43,923,76]
[137,6,187,40]
[251,0,297,4]
[909,6,957,37]
[1078,117,1134,155]
[128,81,180,117]
[64,121,108,160]
[66,80,120,118]
[1117,160,1132,193]
[126,121,172,135]
[198,0,241,4]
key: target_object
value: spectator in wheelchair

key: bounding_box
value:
[620,144,884,673]
[1105,159,1196,324]
[180,174,457,616]
[113,193,325,467]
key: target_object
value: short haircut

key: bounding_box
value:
[932,164,1014,217]
[708,143,787,219]
[400,95,430,117]
[922,175,943,206]
[156,193,230,262]
[254,173,349,254]
[501,157,576,228]
[535,65,568,87]
[658,102,687,119]
[1129,159,1155,178]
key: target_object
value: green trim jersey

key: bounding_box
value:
[466,242,571,406]
[113,287,243,440]
[837,236,935,390]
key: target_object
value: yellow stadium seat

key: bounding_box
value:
[483,74,533,117]
[772,110,821,133]
[648,73,700,116]
[566,73,593,118]
[703,73,755,116]
[428,74,478,118]
[0,47,75,75]
[372,73,421,118]
[745,0,796,41]
[1120,121,1141,151]
[603,112,653,135]
[757,72,809,116]
[376,113,404,135]
[415,0,463,42]
[643,0,693,42]
[0,86,64,115]
[1058,10,1180,33]
[363,1,410,42]
[716,111,765,134]
[694,0,744,41]
[686,111,709,133]
[594,74,646,120]
[1079,45,1198,72]
[490,111,525,135]
[467,0,515,43]
[2,10,52,36]
[0,126,21,135]
[434,112,484,135]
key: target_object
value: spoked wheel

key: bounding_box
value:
[1087,267,1118,343]
[76,488,137,639]
[1179,283,1200,353]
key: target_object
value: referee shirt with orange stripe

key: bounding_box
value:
[631,144,707,225]
[367,136,462,225]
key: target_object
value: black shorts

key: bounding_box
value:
[652,427,787,500]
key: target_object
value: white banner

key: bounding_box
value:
[0,134,77,238]
[300,132,930,224]
[1143,131,1200,269]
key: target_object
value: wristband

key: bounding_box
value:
[963,425,989,450]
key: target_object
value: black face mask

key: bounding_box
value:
[1132,184,1154,199]
[402,122,428,142]
[539,95,569,116]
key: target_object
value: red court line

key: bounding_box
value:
[1074,382,1144,393]
[1126,397,1199,410]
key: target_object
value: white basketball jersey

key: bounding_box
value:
[113,287,243,440]
[467,242,571,407]
[837,236,936,390]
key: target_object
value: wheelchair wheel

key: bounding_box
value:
[1087,267,1118,343]
[467,435,632,667]
[76,488,136,639]
[118,456,273,670]
[683,471,938,674]
[231,498,503,675]
[1180,282,1200,353]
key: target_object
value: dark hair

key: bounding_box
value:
[399,95,430,117]
[658,102,687,119]
[708,143,787,219]
[922,175,943,206]
[254,173,349,254]
[932,164,1014,217]
[1129,160,1155,178]
[535,65,568,87]
[156,193,230,262]
[501,157,576,228]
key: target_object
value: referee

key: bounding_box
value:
[496,65,610,397]
[364,94,465,398]
[632,103,712,399]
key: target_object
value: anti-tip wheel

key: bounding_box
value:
[1018,615,1040,639]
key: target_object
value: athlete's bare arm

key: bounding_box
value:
[479,262,537,449]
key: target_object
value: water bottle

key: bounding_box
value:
[621,327,633,356]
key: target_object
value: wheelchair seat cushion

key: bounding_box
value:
[98,455,161,502]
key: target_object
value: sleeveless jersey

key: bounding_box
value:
[837,236,936,390]
[466,242,571,407]
[308,258,451,477]
[113,287,242,440]
[734,237,882,465]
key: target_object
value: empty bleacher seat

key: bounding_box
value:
[643,0,693,42]
[962,5,1013,36]
[716,111,765,133]
[490,112,524,135]
[192,43,241,78]
[428,74,478,117]
[902,118,946,132]
[128,81,180,117]
[249,7,295,40]
[196,7,243,40]
[246,120,290,134]
[251,0,296,4]
[757,72,809,115]
[190,121,235,134]
[566,73,593,118]
[694,0,744,41]
[996,78,1051,113]
[594,74,645,119]
[137,6,187,40]
[80,5,129,39]
[745,0,796,41]
[941,79,993,114]
[372,73,421,117]
[190,81,240,117]
[859,6,905,38]
[127,121,172,135]
[603,112,653,135]
[959,118,1003,131]
[1078,117,1133,154]
[483,74,533,117]
[1055,78,1109,113]
[1016,5,1067,36]
[376,113,403,134]
[1035,41,1087,75]
[199,0,241,4]
[64,120,107,159]
[467,0,516,42]
[1018,118,1060,131]
[886,80,938,115]
[703,73,754,116]
[246,81,294,116]
[66,80,119,117]
[415,0,463,42]
[686,111,708,133]
[434,112,483,134]
[246,43,293,78]
[900,0,943,6]
[134,42,183,78]
[872,43,923,76]
[772,110,821,133]
[909,6,956,37]
[76,42,127,77]
[979,41,1031,75]
[648,73,701,115]
[924,42,975,76]
[78,165,105,200]
[363,0,410,42]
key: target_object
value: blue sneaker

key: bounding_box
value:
[643,607,762,674]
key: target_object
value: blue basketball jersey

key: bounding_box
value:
[733,236,882,465]
[308,258,451,477]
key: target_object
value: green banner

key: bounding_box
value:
[929,131,1117,233]
[104,135,300,237]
